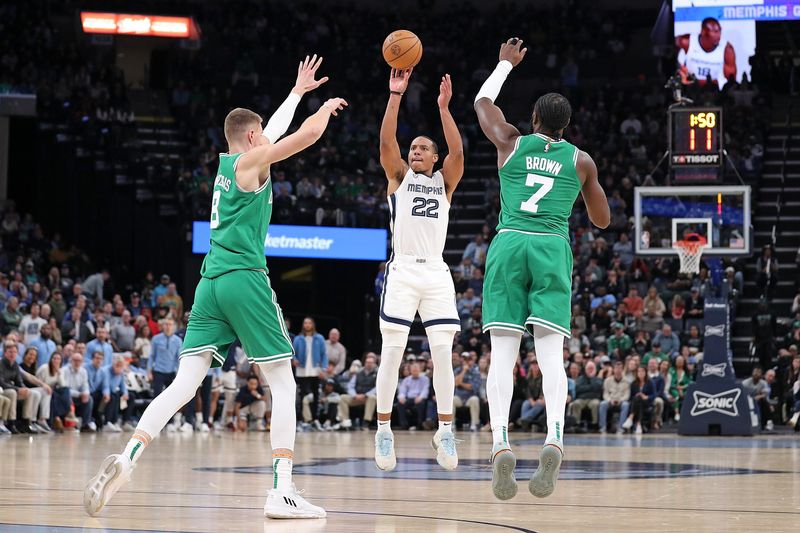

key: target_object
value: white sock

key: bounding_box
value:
[533,325,567,445]
[377,420,392,433]
[135,353,211,438]
[272,456,293,491]
[376,329,408,414]
[122,432,149,464]
[438,420,452,433]
[488,329,521,447]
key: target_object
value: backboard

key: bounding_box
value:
[634,186,751,257]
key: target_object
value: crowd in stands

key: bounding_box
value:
[1,1,799,438]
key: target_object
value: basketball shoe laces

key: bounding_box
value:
[376,432,394,457]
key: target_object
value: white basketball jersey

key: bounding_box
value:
[388,168,449,259]
[682,34,728,88]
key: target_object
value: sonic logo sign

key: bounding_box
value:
[701,362,727,378]
[690,389,741,417]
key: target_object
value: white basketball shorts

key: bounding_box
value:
[379,255,460,332]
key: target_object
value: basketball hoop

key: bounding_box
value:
[674,233,707,275]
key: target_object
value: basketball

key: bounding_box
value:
[382,30,423,70]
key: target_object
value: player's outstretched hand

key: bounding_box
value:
[293,54,329,95]
[499,37,527,67]
[389,67,413,94]
[437,74,453,109]
[322,98,348,117]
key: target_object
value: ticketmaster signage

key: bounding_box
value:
[192,222,387,261]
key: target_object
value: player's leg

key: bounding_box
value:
[84,352,213,516]
[482,231,530,500]
[375,260,419,470]
[219,270,324,519]
[525,235,572,498]
[418,263,461,469]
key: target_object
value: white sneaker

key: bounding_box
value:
[264,484,326,519]
[88,421,98,432]
[622,416,633,430]
[766,420,774,431]
[634,424,643,435]
[490,442,517,501]
[165,424,177,434]
[256,420,267,432]
[529,442,564,499]
[198,423,210,433]
[83,454,133,516]
[789,412,800,428]
[312,420,323,431]
[469,424,478,432]
[104,422,122,433]
[122,422,136,432]
[179,422,194,433]
[322,420,332,431]
[340,419,352,429]
[432,430,458,470]
[374,431,397,471]
[674,413,681,422]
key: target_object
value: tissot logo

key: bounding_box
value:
[705,324,725,337]
[701,362,727,378]
[691,389,740,417]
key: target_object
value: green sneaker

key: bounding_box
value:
[490,443,517,501]
[529,443,563,498]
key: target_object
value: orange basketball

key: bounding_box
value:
[382,30,423,70]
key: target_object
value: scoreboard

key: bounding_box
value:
[669,107,723,182]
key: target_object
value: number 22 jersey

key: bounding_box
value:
[388,168,450,259]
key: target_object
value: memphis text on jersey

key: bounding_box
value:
[407,183,444,196]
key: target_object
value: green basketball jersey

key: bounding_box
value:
[200,153,272,278]
[496,133,582,241]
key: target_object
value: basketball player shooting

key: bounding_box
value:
[83,56,346,520]
[676,17,736,89]
[474,38,610,501]
[374,68,464,472]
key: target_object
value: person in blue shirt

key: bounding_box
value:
[85,328,114,367]
[151,274,171,308]
[86,351,106,396]
[147,318,183,397]
[29,324,57,368]
[96,355,128,431]
[396,362,430,429]
[292,317,327,425]
[453,352,482,431]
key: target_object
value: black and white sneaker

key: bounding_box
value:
[264,484,326,519]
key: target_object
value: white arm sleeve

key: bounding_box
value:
[474,60,513,104]
[262,92,302,143]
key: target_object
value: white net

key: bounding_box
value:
[675,240,707,275]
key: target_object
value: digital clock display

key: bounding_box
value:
[670,107,722,164]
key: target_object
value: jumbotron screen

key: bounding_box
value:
[673,0,800,89]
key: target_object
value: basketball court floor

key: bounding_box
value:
[1,430,798,532]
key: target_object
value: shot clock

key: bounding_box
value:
[669,107,723,183]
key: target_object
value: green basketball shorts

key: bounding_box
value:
[180,269,294,368]
[482,229,572,337]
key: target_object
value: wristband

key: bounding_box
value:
[390,90,404,96]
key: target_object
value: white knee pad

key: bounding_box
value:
[426,329,457,348]
[380,328,409,348]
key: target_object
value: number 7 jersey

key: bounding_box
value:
[497,133,581,241]
[388,168,450,258]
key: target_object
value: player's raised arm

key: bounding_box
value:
[262,54,329,144]
[474,38,525,167]
[723,42,737,81]
[437,74,464,200]
[236,98,348,190]
[576,150,610,229]
[380,68,411,187]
